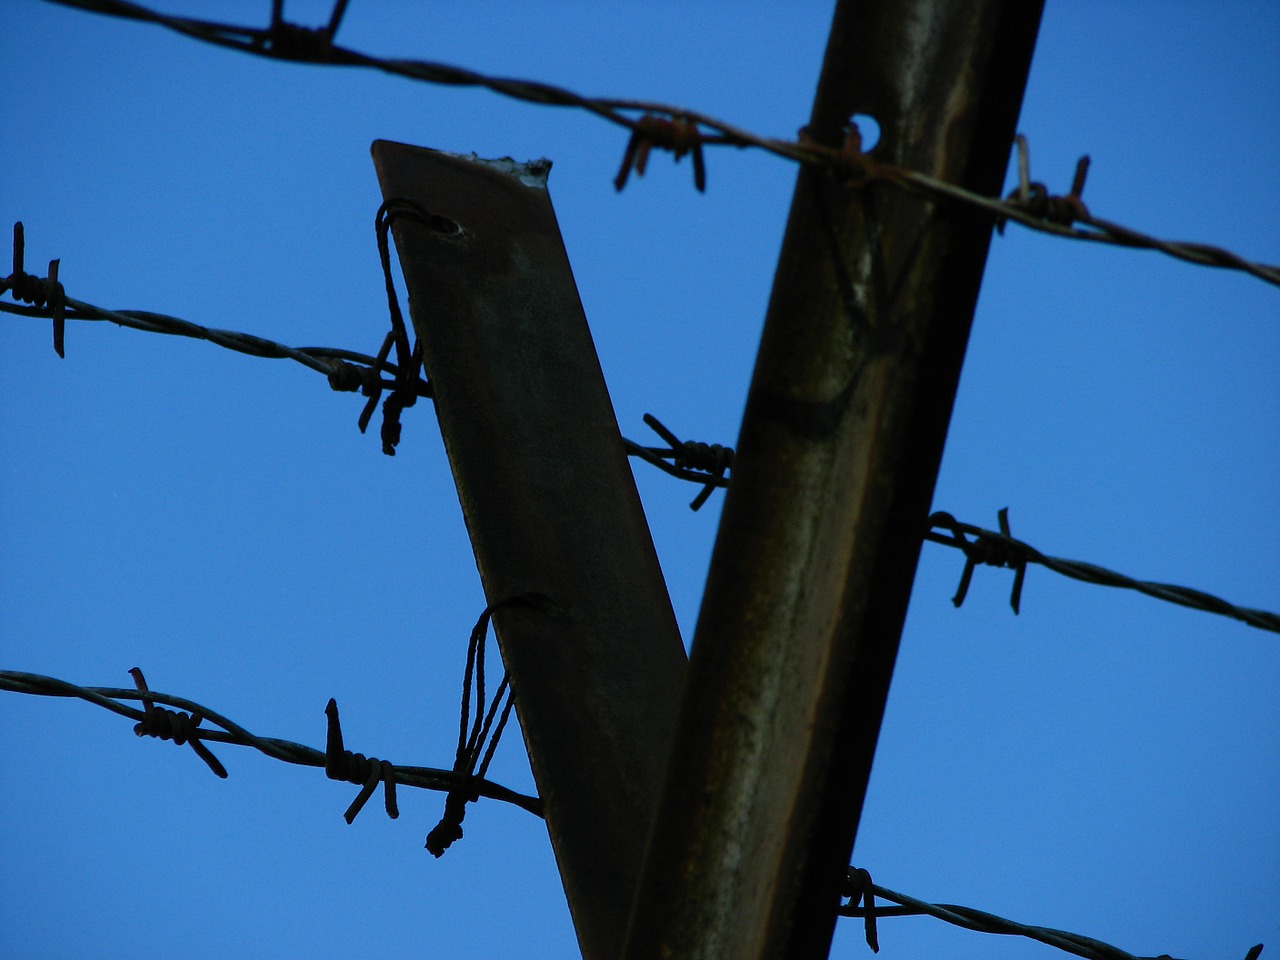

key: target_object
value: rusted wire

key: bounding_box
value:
[839,867,1264,960]
[0,668,543,819]
[926,509,1280,634]
[47,0,1280,287]
[614,115,707,192]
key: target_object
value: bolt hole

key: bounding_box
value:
[847,113,881,152]
[427,213,461,235]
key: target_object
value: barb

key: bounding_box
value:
[614,115,707,192]
[426,593,552,857]
[46,0,1280,287]
[623,413,734,511]
[324,697,399,824]
[0,668,543,819]
[926,509,1280,634]
[840,867,1264,960]
[0,223,66,357]
[129,666,227,778]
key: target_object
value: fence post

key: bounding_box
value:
[371,141,686,960]
[623,2,1045,957]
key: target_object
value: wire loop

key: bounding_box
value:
[426,593,551,857]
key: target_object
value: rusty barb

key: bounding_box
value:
[839,866,1265,960]
[614,115,707,193]
[624,413,734,511]
[1,223,66,357]
[997,133,1090,233]
[129,667,228,778]
[926,509,1280,634]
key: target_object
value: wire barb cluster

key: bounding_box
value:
[623,413,734,510]
[614,115,707,193]
[46,0,1280,287]
[0,668,543,821]
[926,509,1280,634]
[998,134,1091,231]
[324,697,399,824]
[0,223,66,357]
[840,867,1264,960]
[129,666,227,778]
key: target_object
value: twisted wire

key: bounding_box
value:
[1,229,728,500]
[926,510,1280,635]
[0,669,543,818]
[623,413,733,511]
[840,868,1264,960]
[43,0,1280,288]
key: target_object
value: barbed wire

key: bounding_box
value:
[6,227,1274,631]
[0,668,544,823]
[44,0,1280,288]
[926,509,1280,634]
[1,220,731,501]
[841,867,1263,960]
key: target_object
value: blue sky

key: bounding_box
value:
[1,2,1277,958]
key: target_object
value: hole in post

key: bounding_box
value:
[427,213,461,235]
[846,113,881,152]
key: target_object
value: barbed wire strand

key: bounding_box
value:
[0,669,543,818]
[42,0,1280,288]
[4,244,1274,633]
[1,222,731,499]
[840,867,1263,960]
[927,509,1280,634]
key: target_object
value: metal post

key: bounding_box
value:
[371,141,687,960]
[623,2,1044,958]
